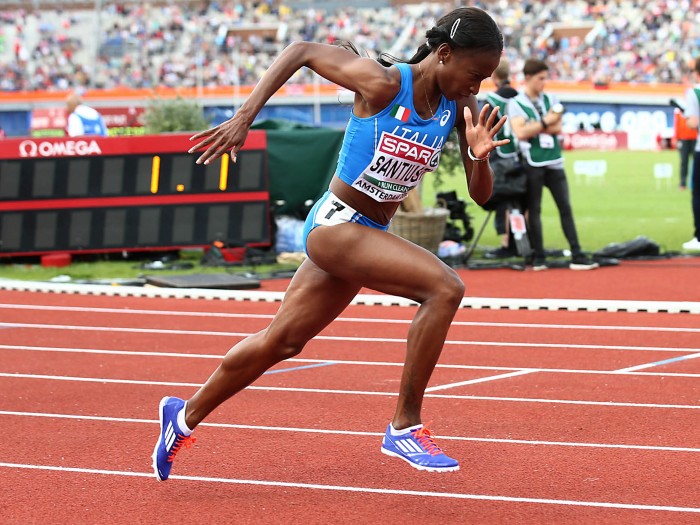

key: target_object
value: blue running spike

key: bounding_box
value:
[381,423,459,472]
[152,396,195,481]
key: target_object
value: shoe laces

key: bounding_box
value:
[411,424,443,456]
[167,434,196,463]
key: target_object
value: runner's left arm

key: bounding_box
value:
[455,96,508,205]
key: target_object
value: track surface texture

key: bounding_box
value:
[1,257,699,524]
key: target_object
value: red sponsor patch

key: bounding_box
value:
[378,134,435,165]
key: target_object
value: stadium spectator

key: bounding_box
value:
[508,58,598,270]
[2,2,700,90]
[484,58,523,259]
[681,57,700,252]
[65,92,108,137]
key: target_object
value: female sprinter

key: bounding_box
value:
[153,6,508,478]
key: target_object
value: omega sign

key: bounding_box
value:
[19,139,102,158]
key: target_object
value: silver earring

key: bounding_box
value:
[439,60,444,64]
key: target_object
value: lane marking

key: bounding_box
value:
[1,372,698,409]
[1,462,699,513]
[425,370,536,392]
[1,303,699,333]
[0,344,226,359]
[2,279,699,313]
[3,410,698,453]
[1,322,697,354]
[616,352,700,373]
[264,362,337,375]
[3,344,700,378]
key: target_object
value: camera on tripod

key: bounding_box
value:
[436,190,474,243]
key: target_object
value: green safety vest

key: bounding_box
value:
[515,93,562,166]
[486,92,518,158]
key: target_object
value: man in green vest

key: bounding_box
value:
[484,59,526,259]
[681,57,700,252]
[508,58,598,271]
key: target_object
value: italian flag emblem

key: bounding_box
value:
[390,104,411,122]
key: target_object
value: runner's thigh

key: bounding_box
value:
[307,223,463,303]
[265,258,362,346]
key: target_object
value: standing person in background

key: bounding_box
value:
[681,58,700,252]
[508,59,598,271]
[673,103,697,190]
[484,58,522,259]
[65,93,108,137]
[151,7,509,480]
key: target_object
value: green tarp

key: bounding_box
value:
[252,119,345,215]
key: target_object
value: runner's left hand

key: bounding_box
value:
[463,104,509,159]
[188,115,251,165]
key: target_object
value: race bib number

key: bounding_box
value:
[540,134,555,149]
[315,198,356,227]
[352,131,441,202]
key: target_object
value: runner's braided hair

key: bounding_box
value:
[377,7,503,66]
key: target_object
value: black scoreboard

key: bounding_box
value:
[0,132,270,256]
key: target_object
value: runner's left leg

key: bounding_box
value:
[184,258,362,428]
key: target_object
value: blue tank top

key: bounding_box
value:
[335,62,457,202]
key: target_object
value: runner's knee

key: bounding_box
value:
[261,329,306,360]
[444,271,466,307]
[426,268,464,308]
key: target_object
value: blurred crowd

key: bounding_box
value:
[1,0,699,92]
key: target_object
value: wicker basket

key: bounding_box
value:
[389,207,449,253]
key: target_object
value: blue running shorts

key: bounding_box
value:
[302,190,390,256]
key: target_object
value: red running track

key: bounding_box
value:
[0,270,699,524]
[258,257,700,302]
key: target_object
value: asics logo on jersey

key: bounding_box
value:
[440,110,452,126]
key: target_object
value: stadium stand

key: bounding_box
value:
[0,0,698,91]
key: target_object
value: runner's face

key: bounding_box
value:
[439,50,501,100]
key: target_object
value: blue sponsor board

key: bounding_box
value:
[207,101,675,141]
[0,100,674,144]
[559,102,673,136]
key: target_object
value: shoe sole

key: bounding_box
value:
[380,447,459,472]
[569,263,600,270]
[151,396,169,481]
[532,266,548,271]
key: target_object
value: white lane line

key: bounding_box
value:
[425,370,536,392]
[2,303,699,333]
[0,344,226,359]
[1,462,698,513]
[3,344,700,378]
[616,352,700,373]
[3,410,698,453]
[1,372,698,410]
[1,322,697,353]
